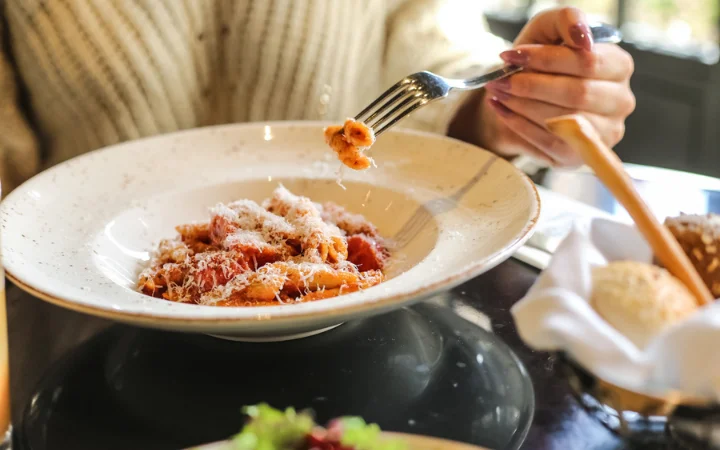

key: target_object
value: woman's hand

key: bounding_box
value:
[455,7,635,167]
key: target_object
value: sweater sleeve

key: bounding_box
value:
[0,19,39,195]
[384,0,509,135]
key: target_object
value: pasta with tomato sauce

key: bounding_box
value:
[138,186,389,306]
[324,119,376,170]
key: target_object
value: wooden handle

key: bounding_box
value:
[546,114,713,306]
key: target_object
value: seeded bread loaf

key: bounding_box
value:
[665,213,720,299]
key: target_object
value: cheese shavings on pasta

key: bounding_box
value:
[138,186,389,306]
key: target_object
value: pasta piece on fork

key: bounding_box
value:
[323,119,375,170]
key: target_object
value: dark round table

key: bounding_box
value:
[6,259,633,450]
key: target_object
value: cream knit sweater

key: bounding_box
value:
[0,0,508,192]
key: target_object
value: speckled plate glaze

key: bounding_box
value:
[1,122,539,339]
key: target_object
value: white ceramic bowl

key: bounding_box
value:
[192,433,488,450]
[1,122,539,340]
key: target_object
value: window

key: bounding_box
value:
[624,0,718,62]
[484,0,533,16]
[485,0,720,63]
[528,0,617,24]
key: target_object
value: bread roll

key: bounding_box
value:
[591,261,698,348]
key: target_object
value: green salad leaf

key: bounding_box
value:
[339,417,407,450]
[230,404,314,450]
[228,404,406,450]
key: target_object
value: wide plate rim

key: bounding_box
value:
[2,121,540,327]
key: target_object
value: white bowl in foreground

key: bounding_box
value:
[1,122,539,340]
[192,432,488,450]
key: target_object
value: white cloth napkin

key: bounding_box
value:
[512,218,720,400]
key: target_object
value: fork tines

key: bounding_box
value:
[354,78,429,137]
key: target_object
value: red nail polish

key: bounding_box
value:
[489,97,513,117]
[486,87,510,102]
[500,50,529,66]
[486,78,511,92]
[569,23,593,51]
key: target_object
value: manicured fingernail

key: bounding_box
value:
[485,87,510,102]
[500,50,529,66]
[486,78,511,92]
[489,97,513,117]
[569,23,593,51]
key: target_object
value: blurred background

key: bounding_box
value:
[483,0,720,178]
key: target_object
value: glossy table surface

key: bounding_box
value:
[13,163,719,450]
[7,259,634,450]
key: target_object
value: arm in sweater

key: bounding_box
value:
[383,0,508,138]
[0,0,514,195]
[0,18,39,194]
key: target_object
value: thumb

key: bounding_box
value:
[515,7,593,51]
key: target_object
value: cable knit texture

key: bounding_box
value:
[0,0,507,192]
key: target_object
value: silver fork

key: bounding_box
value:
[355,23,621,138]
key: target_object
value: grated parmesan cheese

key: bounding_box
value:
[138,186,388,306]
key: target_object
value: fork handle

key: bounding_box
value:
[458,23,622,90]
[588,22,623,44]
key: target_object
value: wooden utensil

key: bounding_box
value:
[546,114,713,306]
